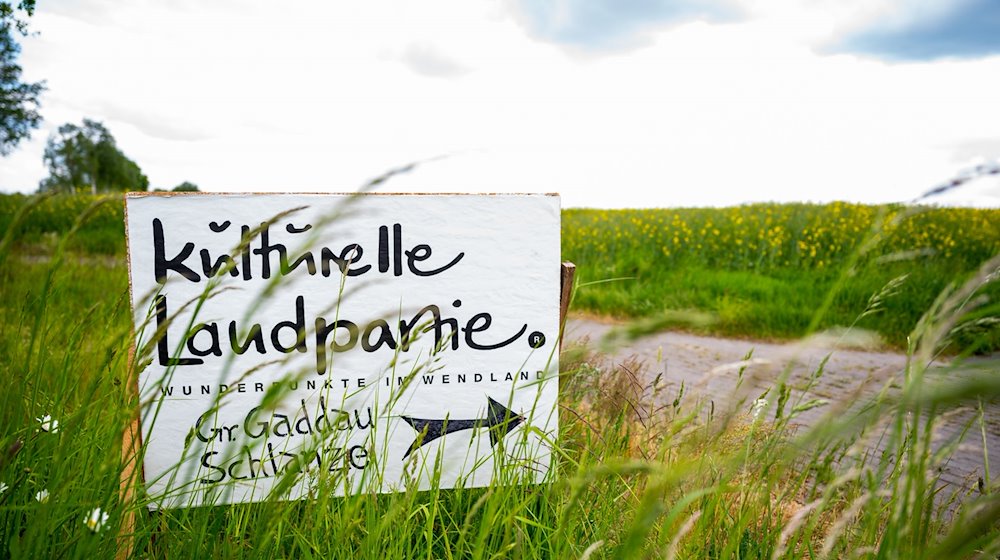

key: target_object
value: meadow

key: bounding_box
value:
[4,193,999,350]
[563,202,1000,352]
[0,192,999,558]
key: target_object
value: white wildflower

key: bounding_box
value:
[83,507,109,533]
[36,415,59,433]
[35,489,49,503]
[751,397,768,421]
[0,482,8,494]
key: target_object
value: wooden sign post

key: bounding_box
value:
[120,193,563,511]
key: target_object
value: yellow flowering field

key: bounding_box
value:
[564,202,999,273]
[563,202,1000,350]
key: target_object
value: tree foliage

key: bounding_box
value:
[0,1,36,34]
[0,0,45,156]
[172,181,199,192]
[39,119,149,193]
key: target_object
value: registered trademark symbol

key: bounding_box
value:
[528,331,546,348]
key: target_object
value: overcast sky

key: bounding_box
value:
[2,0,1000,208]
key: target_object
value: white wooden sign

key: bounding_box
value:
[125,193,560,508]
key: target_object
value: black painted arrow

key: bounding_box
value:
[401,397,524,459]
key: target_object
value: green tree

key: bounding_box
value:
[172,181,199,192]
[39,119,150,193]
[1,0,45,156]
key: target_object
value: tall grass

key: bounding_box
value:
[0,193,998,558]
[0,193,125,255]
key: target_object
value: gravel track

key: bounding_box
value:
[565,318,999,497]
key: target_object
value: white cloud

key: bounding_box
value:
[399,43,472,78]
[1,0,999,207]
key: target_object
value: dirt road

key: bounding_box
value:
[565,318,999,495]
